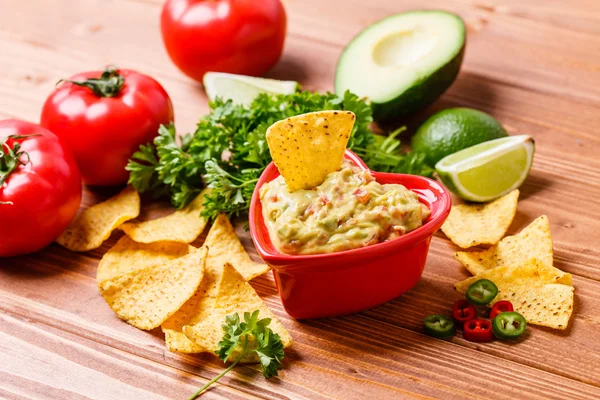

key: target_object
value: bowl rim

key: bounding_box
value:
[249,150,451,265]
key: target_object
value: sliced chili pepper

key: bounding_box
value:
[423,314,456,339]
[490,300,514,320]
[466,279,498,306]
[492,312,527,340]
[463,319,494,342]
[452,299,477,327]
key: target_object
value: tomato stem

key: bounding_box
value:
[59,66,124,97]
[0,134,39,186]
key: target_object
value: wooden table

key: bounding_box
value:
[1,0,600,399]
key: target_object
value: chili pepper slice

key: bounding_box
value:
[466,279,498,306]
[492,312,527,340]
[490,300,514,320]
[463,319,494,342]
[423,314,456,339]
[452,299,477,327]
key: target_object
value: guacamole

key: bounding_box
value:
[259,161,430,255]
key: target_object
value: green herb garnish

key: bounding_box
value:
[188,311,285,399]
[127,90,433,219]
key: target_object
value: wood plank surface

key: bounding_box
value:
[1,0,600,399]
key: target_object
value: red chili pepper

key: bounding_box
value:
[452,300,477,327]
[463,319,494,342]
[490,300,514,320]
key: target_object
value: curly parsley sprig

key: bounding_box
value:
[127,90,432,219]
[188,311,285,399]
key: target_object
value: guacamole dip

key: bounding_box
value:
[259,161,430,255]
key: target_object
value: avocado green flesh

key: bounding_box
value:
[335,10,466,121]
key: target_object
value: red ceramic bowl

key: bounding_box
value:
[249,150,451,319]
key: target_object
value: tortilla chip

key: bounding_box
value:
[97,235,193,282]
[441,190,519,248]
[161,252,224,353]
[205,214,270,281]
[454,215,556,277]
[161,213,269,352]
[182,263,292,360]
[120,189,210,244]
[98,246,207,330]
[57,187,140,252]
[455,258,574,329]
[266,110,355,192]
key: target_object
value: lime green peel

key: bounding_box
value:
[435,135,535,202]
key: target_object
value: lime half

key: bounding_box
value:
[203,72,298,105]
[435,135,535,202]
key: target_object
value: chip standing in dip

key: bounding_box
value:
[260,160,430,255]
[252,110,451,319]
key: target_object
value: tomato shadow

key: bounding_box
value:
[81,184,126,206]
[264,54,309,85]
[0,242,100,278]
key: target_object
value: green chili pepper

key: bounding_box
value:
[423,314,456,339]
[466,279,498,306]
[492,311,527,339]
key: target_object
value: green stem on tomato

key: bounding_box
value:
[188,336,249,400]
[58,66,124,97]
[0,134,38,186]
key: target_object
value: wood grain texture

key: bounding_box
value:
[1,0,600,398]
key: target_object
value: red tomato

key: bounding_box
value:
[0,120,82,257]
[41,67,174,186]
[161,0,287,82]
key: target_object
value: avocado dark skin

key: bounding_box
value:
[372,44,465,122]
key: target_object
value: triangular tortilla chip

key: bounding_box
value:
[120,189,210,243]
[454,215,555,277]
[266,110,355,192]
[182,263,292,361]
[455,258,573,329]
[204,214,270,281]
[441,190,519,248]
[97,235,193,282]
[161,213,270,353]
[161,253,223,353]
[57,187,140,252]
[98,246,207,330]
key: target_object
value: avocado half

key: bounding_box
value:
[335,10,466,121]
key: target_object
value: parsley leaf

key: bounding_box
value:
[127,90,433,219]
[188,311,285,399]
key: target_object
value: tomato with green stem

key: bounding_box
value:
[41,67,174,186]
[0,120,81,257]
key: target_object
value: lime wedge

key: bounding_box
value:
[203,72,298,105]
[435,135,535,202]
